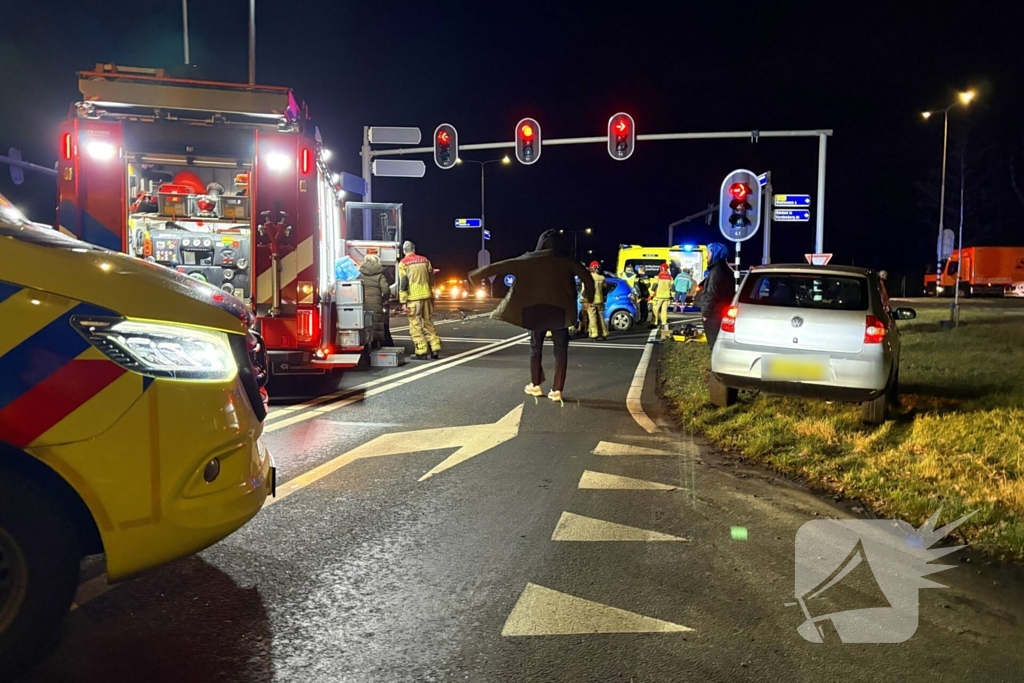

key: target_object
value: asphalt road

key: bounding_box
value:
[20,305,1024,683]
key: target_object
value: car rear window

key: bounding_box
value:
[739,273,869,311]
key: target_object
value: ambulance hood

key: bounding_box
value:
[0,222,252,335]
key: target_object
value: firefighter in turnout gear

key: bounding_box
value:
[585,261,610,340]
[398,240,441,359]
[649,263,675,331]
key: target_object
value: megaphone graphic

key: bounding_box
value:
[795,538,892,642]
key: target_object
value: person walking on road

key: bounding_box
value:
[358,254,391,350]
[649,263,674,332]
[398,240,441,360]
[695,242,735,349]
[673,267,694,313]
[585,261,610,341]
[469,230,594,402]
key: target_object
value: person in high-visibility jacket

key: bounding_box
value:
[398,240,441,359]
[649,263,675,330]
[585,261,610,341]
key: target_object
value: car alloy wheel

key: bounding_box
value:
[610,310,633,331]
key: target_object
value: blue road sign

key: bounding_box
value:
[773,209,811,222]
[455,218,483,228]
[757,172,768,187]
[484,229,491,240]
[504,274,516,287]
[774,194,811,208]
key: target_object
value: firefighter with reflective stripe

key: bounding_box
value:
[649,263,675,331]
[585,261,610,341]
[398,240,441,359]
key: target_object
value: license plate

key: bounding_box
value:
[761,355,829,381]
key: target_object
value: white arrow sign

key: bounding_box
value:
[267,405,524,505]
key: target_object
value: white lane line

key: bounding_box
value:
[577,470,679,490]
[389,311,491,332]
[626,329,660,434]
[265,335,520,422]
[550,512,688,542]
[264,334,528,433]
[501,583,693,636]
[592,440,673,457]
[391,335,648,350]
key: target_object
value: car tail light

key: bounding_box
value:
[864,315,887,344]
[721,305,738,333]
[296,309,317,344]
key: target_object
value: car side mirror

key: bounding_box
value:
[893,307,917,321]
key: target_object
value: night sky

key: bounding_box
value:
[3,2,1022,283]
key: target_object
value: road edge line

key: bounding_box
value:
[626,329,659,433]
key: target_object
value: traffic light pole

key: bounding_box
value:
[816,133,827,253]
[363,128,832,251]
[762,171,773,264]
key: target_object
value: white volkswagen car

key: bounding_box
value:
[708,265,916,424]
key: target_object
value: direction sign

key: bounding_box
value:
[339,172,367,196]
[372,159,426,178]
[774,194,811,208]
[455,218,483,229]
[804,253,833,266]
[504,274,516,287]
[484,229,491,241]
[774,209,811,222]
[368,127,422,145]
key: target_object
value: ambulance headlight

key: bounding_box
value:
[72,317,237,381]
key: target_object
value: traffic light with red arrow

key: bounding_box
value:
[607,112,635,160]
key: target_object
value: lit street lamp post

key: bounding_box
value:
[559,227,593,262]
[922,90,975,297]
[457,156,511,258]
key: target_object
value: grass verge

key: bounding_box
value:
[660,298,1024,559]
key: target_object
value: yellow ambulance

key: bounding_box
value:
[0,201,274,675]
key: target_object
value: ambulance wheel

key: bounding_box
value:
[0,469,81,678]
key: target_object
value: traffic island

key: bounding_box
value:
[658,297,1024,560]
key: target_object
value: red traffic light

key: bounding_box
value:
[729,182,751,201]
[520,124,535,139]
[613,118,629,136]
[437,130,451,144]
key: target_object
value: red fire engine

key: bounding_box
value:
[57,64,398,381]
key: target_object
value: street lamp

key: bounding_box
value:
[559,228,594,261]
[922,89,976,294]
[457,156,512,257]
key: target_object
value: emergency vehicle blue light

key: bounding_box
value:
[683,244,694,252]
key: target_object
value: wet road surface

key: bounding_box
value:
[21,307,1024,682]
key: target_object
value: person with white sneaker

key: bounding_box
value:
[469,230,594,402]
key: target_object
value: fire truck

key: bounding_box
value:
[57,64,402,382]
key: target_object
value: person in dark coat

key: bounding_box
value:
[634,273,651,324]
[469,230,594,402]
[358,254,391,349]
[695,242,735,349]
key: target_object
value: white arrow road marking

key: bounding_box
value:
[592,440,677,457]
[577,470,679,491]
[501,583,693,636]
[550,512,688,542]
[264,404,523,506]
